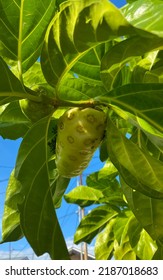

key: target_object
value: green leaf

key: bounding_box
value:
[122,0,163,38]
[41,0,132,87]
[135,229,157,260]
[131,129,163,161]
[113,212,138,260]
[0,0,57,72]
[153,246,163,260]
[14,116,69,259]
[52,175,70,208]
[97,83,163,134]
[0,57,26,105]
[106,118,163,198]
[131,50,163,84]
[0,170,23,243]
[101,36,163,90]
[64,186,104,207]
[58,73,107,101]
[122,177,163,245]
[109,105,163,151]
[86,166,125,208]
[74,205,118,244]
[95,218,116,260]
[0,101,30,139]
[71,41,116,86]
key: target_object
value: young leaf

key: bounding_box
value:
[0,0,57,72]
[74,205,118,244]
[14,116,69,259]
[0,170,23,243]
[107,118,163,198]
[135,230,157,260]
[41,0,132,87]
[64,186,104,207]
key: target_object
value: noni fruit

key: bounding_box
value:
[56,107,106,177]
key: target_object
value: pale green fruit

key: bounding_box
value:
[56,107,106,178]
[20,99,54,122]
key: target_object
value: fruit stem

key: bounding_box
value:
[48,97,99,108]
[58,98,97,108]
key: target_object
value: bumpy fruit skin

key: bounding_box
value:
[20,99,54,122]
[56,107,106,178]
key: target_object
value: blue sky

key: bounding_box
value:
[0,0,127,259]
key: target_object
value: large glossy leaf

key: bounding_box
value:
[122,177,163,245]
[71,41,116,85]
[106,118,163,198]
[74,205,118,244]
[41,0,132,87]
[122,0,163,38]
[109,106,163,151]
[0,101,30,139]
[0,170,23,243]
[0,0,56,72]
[100,36,163,90]
[58,73,107,101]
[14,116,69,259]
[97,83,163,134]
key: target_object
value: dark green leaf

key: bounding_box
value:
[52,175,70,208]
[152,246,163,260]
[15,116,69,259]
